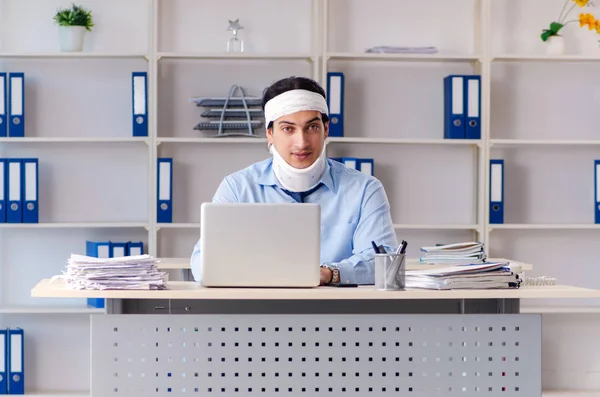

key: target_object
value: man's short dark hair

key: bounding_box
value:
[262,76,330,129]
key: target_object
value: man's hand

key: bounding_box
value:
[320,267,333,285]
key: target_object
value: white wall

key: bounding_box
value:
[1,0,600,393]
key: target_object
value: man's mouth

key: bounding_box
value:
[293,152,311,160]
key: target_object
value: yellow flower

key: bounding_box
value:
[595,19,600,33]
[574,0,589,6]
[580,13,596,29]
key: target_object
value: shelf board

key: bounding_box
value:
[0,52,146,59]
[0,222,149,229]
[491,139,600,146]
[489,224,600,230]
[157,52,313,60]
[157,137,268,144]
[0,137,148,144]
[326,137,481,145]
[327,52,481,62]
[493,54,600,62]
[0,305,104,314]
[392,224,479,230]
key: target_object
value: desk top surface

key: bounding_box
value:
[31,279,600,300]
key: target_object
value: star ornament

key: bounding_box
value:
[227,19,244,32]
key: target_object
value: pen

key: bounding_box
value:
[395,240,404,255]
[400,240,408,254]
[371,241,381,254]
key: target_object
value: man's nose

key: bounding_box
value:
[294,130,309,147]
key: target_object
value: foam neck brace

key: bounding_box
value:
[270,145,326,193]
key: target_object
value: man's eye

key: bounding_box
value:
[309,124,320,130]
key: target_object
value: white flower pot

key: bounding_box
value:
[545,35,565,56]
[58,26,87,52]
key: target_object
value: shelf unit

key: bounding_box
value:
[2,0,600,393]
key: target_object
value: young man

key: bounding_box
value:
[190,76,397,285]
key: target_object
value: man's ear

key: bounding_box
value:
[323,120,329,139]
[266,127,273,144]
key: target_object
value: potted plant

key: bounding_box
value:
[53,3,94,52]
[540,0,599,55]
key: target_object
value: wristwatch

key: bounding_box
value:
[321,264,340,284]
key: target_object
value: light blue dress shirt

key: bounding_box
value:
[190,157,398,285]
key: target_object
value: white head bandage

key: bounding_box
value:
[264,89,329,128]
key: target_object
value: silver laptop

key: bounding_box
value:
[199,202,321,287]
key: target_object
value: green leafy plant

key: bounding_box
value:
[53,3,94,32]
[541,0,597,41]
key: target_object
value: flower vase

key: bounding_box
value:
[545,35,565,56]
[58,26,87,52]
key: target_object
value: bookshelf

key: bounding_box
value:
[1,0,600,393]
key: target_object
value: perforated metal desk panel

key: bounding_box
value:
[95,313,539,396]
[31,280,600,397]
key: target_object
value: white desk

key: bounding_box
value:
[32,279,594,300]
[31,278,600,397]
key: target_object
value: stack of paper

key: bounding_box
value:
[52,254,168,290]
[406,262,522,290]
[419,242,486,265]
[365,46,438,54]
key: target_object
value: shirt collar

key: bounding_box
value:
[258,158,336,194]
